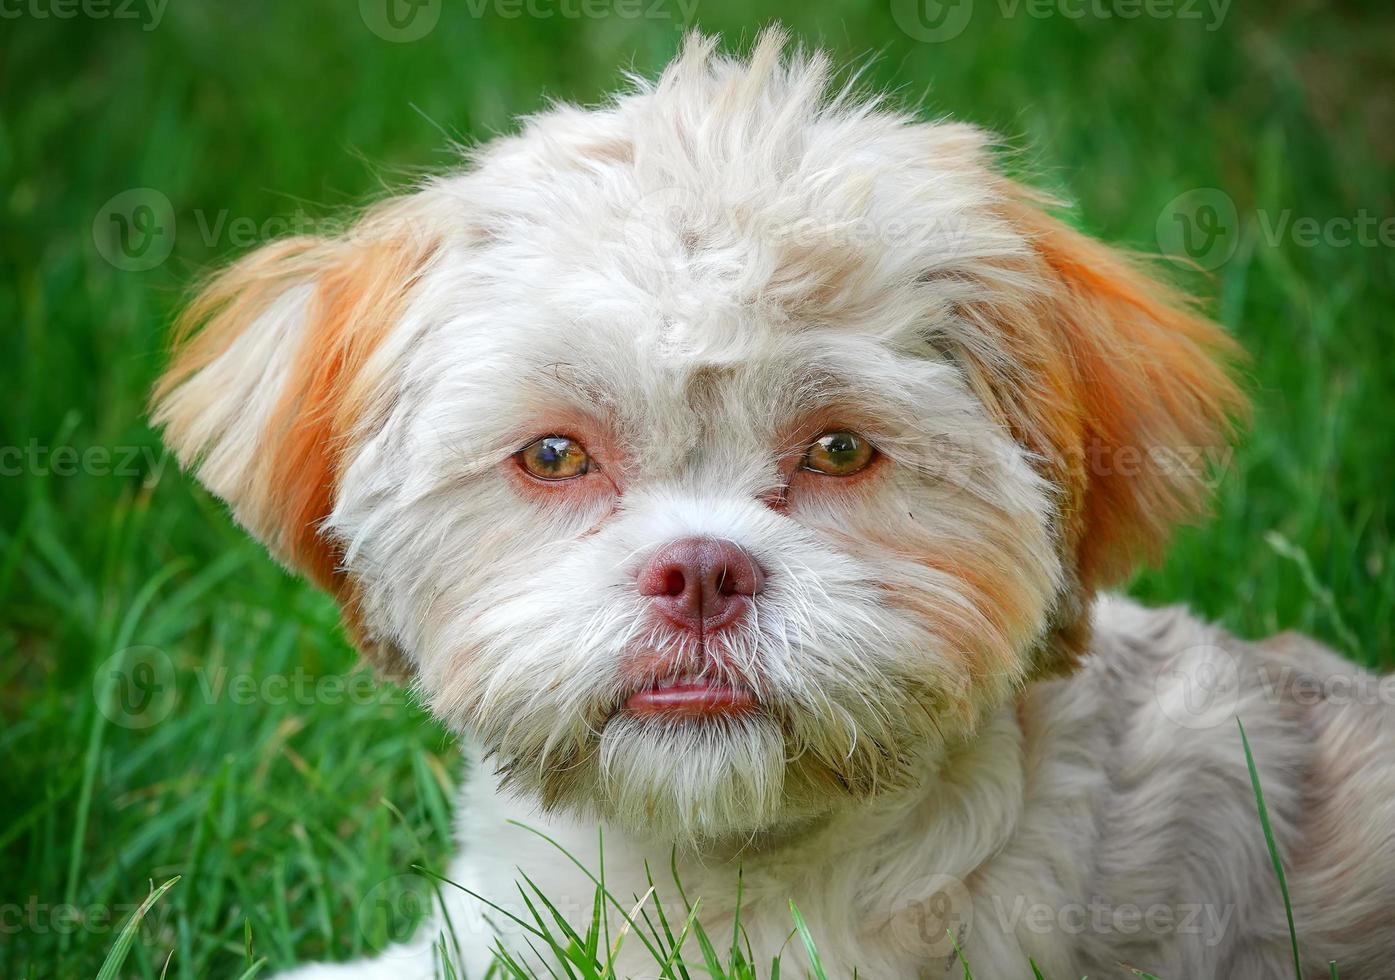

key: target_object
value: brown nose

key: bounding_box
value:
[637,538,765,636]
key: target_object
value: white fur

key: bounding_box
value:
[279,598,1395,980]
[158,30,1395,980]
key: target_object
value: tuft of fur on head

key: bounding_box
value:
[152,28,1244,843]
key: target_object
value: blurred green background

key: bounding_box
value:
[2,1,1392,976]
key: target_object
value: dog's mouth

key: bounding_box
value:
[622,673,758,720]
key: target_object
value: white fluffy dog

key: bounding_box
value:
[153,30,1395,980]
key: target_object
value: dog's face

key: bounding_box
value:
[154,32,1243,841]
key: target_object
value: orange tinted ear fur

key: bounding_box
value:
[152,196,446,673]
[958,184,1247,666]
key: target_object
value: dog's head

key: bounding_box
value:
[153,31,1244,841]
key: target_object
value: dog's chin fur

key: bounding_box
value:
[595,713,797,842]
[150,27,1395,980]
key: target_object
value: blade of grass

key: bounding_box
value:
[95,876,180,980]
[412,864,549,944]
[231,959,268,980]
[597,826,612,970]
[513,884,582,980]
[504,821,667,965]
[641,859,691,980]
[1238,717,1303,979]
[730,865,744,969]
[946,928,973,980]
[787,901,828,980]
[600,886,656,978]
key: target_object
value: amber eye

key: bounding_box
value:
[518,436,591,481]
[803,431,875,477]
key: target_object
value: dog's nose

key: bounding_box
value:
[637,538,764,635]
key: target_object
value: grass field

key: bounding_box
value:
[2,1,1393,977]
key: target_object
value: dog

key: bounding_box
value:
[152,29,1395,980]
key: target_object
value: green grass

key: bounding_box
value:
[2,1,1392,977]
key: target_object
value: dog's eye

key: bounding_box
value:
[803,431,875,476]
[518,436,591,480]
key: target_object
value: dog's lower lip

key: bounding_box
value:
[624,681,756,718]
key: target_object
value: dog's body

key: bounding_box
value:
[282,598,1395,980]
[153,30,1394,979]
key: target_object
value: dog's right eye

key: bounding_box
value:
[802,430,876,477]
[517,436,591,481]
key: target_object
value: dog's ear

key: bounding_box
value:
[963,186,1247,596]
[151,195,446,674]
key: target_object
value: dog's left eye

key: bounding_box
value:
[518,436,591,480]
[803,431,875,476]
